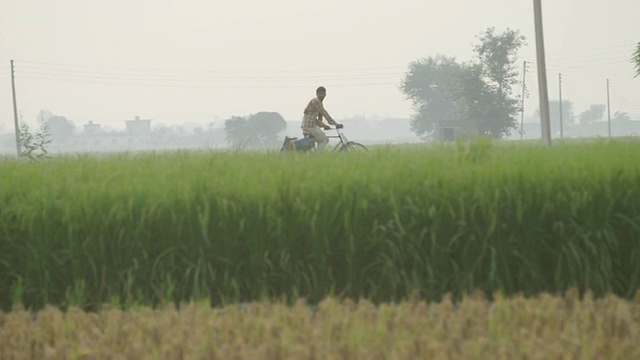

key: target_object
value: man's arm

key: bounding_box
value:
[314,98,337,125]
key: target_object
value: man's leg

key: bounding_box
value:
[305,126,329,151]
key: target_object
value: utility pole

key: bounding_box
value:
[533,0,552,146]
[11,60,21,158]
[559,73,563,140]
[607,79,611,138]
[519,60,528,140]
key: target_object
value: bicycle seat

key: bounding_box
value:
[302,129,313,138]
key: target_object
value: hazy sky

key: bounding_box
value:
[1,0,639,131]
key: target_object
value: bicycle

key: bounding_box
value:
[280,125,368,153]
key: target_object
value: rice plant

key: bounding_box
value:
[1,139,640,310]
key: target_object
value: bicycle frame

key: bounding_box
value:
[326,127,351,151]
[283,126,367,153]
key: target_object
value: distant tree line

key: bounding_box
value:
[536,101,635,130]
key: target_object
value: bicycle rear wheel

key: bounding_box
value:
[338,141,368,152]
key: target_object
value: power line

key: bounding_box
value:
[524,43,636,67]
[544,43,636,57]
[12,60,407,90]
[526,55,631,67]
[15,69,404,82]
[527,58,632,72]
[15,59,408,75]
[16,75,399,89]
[547,59,632,71]
[545,54,632,67]
[545,50,635,64]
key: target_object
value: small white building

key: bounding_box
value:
[126,116,151,134]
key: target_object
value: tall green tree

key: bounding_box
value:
[474,27,526,100]
[224,112,287,148]
[401,28,525,139]
[472,27,525,137]
[45,116,75,143]
[247,112,286,147]
[455,63,517,138]
[224,116,250,148]
[401,55,465,136]
[578,104,606,125]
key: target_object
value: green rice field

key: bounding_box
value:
[1,138,640,311]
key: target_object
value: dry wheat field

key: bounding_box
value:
[2,291,639,359]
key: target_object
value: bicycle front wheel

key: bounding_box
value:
[338,141,368,152]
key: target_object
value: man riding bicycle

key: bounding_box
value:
[302,86,343,151]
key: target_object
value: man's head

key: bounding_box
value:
[316,86,327,101]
